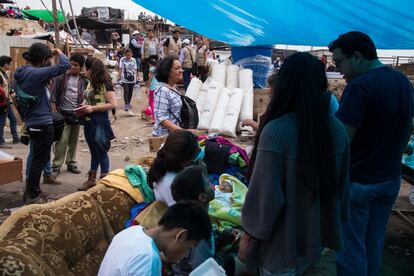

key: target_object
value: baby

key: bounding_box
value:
[218,179,233,193]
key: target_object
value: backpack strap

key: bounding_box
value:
[187,47,195,65]
[165,85,183,124]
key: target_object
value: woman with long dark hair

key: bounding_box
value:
[147,129,203,206]
[239,53,350,275]
[14,43,70,203]
[76,57,117,191]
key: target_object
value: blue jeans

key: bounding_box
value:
[336,177,401,276]
[0,104,18,143]
[183,68,191,91]
[84,113,111,174]
[26,140,52,179]
[7,103,18,140]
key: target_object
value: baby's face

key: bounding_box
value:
[219,181,233,193]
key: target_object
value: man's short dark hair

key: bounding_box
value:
[171,166,207,202]
[0,56,12,67]
[156,56,178,83]
[69,53,85,67]
[148,29,155,34]
[328,31,378,60]
[159,201,212,241]
[172,30,180,34]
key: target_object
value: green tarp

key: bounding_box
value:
[22,9,64,23]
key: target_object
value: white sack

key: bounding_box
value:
[198,81,221,130]
[195,81,210,118]
[239,88,254,121]
[185,77,203,101]
[209,87,231,132]
[219,88,244,137]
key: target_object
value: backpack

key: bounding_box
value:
[171,90,199,129]
[14,83,39,120]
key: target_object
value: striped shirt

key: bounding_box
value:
[152,83,182,136]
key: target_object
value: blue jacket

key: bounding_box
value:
[14,54,70,127]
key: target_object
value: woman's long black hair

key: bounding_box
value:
[147,130,200,187]
[249,52,337,203]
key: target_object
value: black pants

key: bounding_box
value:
[122,83,134,106]
[142,55,158,82]
[27,125,54,198]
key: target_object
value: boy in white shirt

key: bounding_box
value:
[98,201,212,276]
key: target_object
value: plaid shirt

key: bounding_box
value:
[152,83,182,136]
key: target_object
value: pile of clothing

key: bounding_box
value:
[198,135,250,186]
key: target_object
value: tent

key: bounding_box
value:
[133,0,414,49]
[22,9,64,23]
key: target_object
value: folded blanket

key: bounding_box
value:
[133,201,168,229]
[99,169,144,203]
[124,164,155,203]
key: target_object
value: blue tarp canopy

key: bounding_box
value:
[134,0,414,49]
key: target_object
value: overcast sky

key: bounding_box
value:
[14,0,151,20]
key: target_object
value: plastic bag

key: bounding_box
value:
[235,55,272,88]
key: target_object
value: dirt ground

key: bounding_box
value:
[0,84,413,275]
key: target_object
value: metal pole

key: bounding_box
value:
[52,0,60,48]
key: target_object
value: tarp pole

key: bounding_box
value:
[52,0,60,47]
[68,0,84,48]
[58,0,79,47]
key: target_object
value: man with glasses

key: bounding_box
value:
[329,31,414,276]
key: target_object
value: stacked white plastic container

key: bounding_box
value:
[226,65,239,90]
[211,62,227,87]
[198,81,221,130]
[209,87,231,132]
[219,88,244,137]
[237,69,254,132]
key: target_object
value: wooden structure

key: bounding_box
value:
[0,17,45,36]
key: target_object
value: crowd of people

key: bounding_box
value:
[0,30,412,276]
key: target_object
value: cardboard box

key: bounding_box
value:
[0,157,23,185]
[148,130,207,152]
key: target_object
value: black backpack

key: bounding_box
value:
[171,90,199,129]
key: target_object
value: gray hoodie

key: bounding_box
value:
[14,54,70,128]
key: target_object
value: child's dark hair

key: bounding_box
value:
[70,53,85,67]
[148,130,199,187]
[171,166,208,202]
[148,59,157,66]
[159,201,212,241]
[22,43,52,65]
[0,56,12,67]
